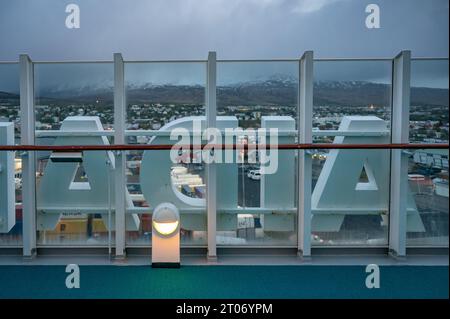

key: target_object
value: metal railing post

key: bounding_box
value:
[206,51,217,261]
[389,51,411,258]
[20,54,36,258]
[297,51,313,258]
[114,53,126,258]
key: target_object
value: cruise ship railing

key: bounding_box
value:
[0,53,448,256]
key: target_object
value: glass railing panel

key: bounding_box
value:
[313,60,391,143]
[215,61,298,246]
[409,59,449,144]
[311,148,389,246]
[0,150,22,246]
[0,63,20,132]
[406,148,449,247]
[311,60,391,247]
[36,150,115,246]
[1,57,447,251]
[407,58,448,247]
[33,63,115,246]
[34,62,114,136]
[0,63,22,246]
[125,62,207,247]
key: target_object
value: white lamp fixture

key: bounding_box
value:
[151,202,180,268]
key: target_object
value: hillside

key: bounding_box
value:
[1,80,448,108]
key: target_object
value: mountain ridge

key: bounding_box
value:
[1,80,448,107]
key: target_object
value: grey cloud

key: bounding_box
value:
[0,0,448,61]
[0,0,448,89]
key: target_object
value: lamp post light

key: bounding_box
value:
[151,202,180,268]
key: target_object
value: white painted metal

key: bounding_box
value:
[206,52,217,260]
[114,53,126,257]
[20,54,36,257]
[139,116,236,220]
[311,116,423,234]
[298,51,313,258]
[389,51,411,257]
[36,117,140,232]
[260,116,296,232]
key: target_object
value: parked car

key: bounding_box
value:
[247,170,261,181]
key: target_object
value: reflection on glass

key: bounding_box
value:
[0,64,20,135]
[0,152,23,246]
[0,63,22,246]
[313,60,391,143]
[310,61,391,246]
[36,150,115,246]
[311,148,389,246]
[410,59,449,143]
[125,62,206,131]
[37,213,112,245]
[217,61,298,127]
[407,59,449,247]
[33,64,115,246]
[407,149,449,246]
[125,62,207,246]
[216,62,298,246]
[124,159,208,247]
[34,63,114,132]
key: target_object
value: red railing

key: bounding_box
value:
[0,143,448,151]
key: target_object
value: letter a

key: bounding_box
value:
[365,264,380,289]
[65,4,80,29]
[65,264,80,289]
[365,4,380,29]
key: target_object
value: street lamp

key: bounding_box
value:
[152,202,180,268]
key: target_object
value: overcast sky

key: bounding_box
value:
[0,0,448,91]
[0,0,448,60]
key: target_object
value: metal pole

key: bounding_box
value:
[206,52,217,262]
[107,159,112,256]
[113,53,126,258]
[297,51,313,259]
[20,54,37,259]
[389,51,411,258]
